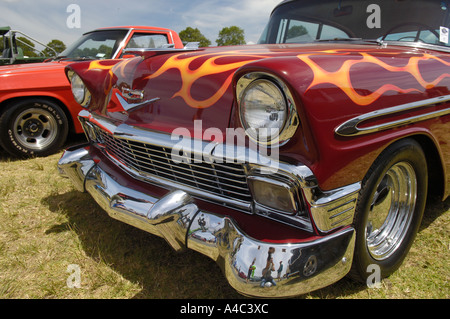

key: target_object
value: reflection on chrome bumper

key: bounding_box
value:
[58,144,356,298]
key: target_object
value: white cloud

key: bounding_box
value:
[0,0,281,46]
[1,0,86,44]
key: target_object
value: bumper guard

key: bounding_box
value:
[58,144,355,298]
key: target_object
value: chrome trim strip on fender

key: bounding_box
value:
[336,95,450,137]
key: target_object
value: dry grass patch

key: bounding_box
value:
[0,144,448,299]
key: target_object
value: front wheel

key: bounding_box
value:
[350,139,428,282]
[0,98,69,157]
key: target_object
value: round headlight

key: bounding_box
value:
[239,79,287,143]
[71,73,87,105]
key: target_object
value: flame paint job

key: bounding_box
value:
[68,43,450,197]
[298,50,450,106]
[145,50,274,109]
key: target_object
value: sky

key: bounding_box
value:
[0,0,281,47]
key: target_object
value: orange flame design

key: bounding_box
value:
[87,60,115,71]
[297,51,450,105]
[86,60,117,96]
[146,51,270,108]
[87,49,450,110]
[87,58,140,95]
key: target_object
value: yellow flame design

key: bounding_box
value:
[297,51,450,105]
[146,51,270,108]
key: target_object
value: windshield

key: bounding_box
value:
[58,29,128,60]
[259,0,450,49]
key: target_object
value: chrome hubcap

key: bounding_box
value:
[365,162,417,260]
[13,108,58,151]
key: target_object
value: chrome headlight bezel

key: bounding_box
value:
[68,70,91,108]
[237,72,299,145]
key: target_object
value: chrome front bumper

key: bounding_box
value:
[58,144,356,298]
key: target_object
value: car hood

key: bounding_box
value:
[0,60,70,75]
[66,43,450,136]
[0,60,75,91]
[67,44,322,135]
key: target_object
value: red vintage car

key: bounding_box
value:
[0,26,183,157]
[58,0,449,297]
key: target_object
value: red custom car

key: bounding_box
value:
[0,26,183,157]
[59,0,449,297]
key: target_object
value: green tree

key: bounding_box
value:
[216,26,245,46]
[286,25,308,40]
[42,39,66,57]
[179,27,211,47]
[16,36,38,57]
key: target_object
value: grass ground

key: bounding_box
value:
[0,138,448,299]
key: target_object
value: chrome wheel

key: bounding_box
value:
[350,139,427,283]
[13,108,58,151]
[365,162,417,260]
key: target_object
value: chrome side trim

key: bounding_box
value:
[58,145,356,298]
[336,95,450,137]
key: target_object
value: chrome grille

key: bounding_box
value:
[94,127,252,203]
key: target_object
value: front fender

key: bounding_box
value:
[232,49,450,191]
